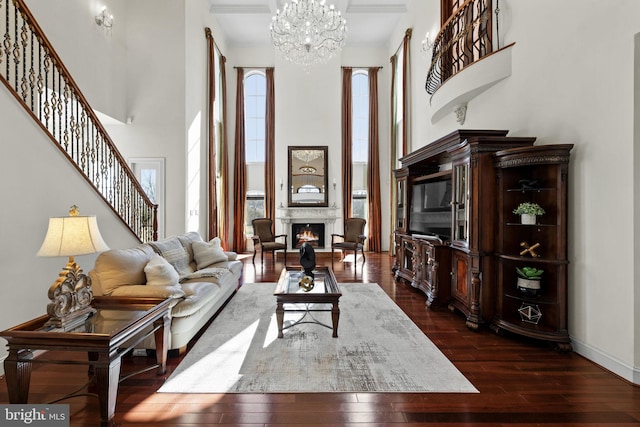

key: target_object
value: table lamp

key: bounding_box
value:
[37,205,109,329]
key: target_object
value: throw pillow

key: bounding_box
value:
[144,254,180,286]
[149,236,194,279]
[192,237,228,269]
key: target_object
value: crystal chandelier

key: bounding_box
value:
[270,0,347,69]
[292,149,323,163]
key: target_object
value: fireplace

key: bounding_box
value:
[291,223,325,249]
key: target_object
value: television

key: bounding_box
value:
[409,178,452,241]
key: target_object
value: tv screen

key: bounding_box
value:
[409,179,452,241]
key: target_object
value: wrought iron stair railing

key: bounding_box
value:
[425,0,493,95]
[0,0,157,242]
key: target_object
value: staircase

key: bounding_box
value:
[0,0,157,242]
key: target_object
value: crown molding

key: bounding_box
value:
[210,4,271,14]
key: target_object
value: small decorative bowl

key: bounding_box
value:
[299,275,315,292]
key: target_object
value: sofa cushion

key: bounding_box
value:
[144,254,180,287]
[182,266,232,284]
[110,284,185,299]
[94,245,156,296]
[192,237,228,269]
[177,231,203,258]
[170,281,222,318]
[149,236,194,280]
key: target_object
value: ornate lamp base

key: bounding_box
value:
[45,256,96,331]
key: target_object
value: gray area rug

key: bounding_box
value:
[158,282,478,393]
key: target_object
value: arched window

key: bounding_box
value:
[244,71,266,163]
[243,71,266,236]
[351,70,369,219]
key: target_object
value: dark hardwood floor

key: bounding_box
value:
[1,252,639,426]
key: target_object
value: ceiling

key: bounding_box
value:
[207,0,409,48]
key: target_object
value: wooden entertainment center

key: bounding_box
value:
[392,129,573,350]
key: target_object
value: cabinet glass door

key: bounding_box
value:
[396,178,406,230]
[453,163,469,243]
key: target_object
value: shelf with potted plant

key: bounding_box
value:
[492,144,573,351]
[512,202,545,225]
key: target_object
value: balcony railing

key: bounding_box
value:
[425,0,493,95]
[0,0,157,241]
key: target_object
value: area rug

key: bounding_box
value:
[158,282,478,394]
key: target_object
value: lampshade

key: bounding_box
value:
[37,215,109,257]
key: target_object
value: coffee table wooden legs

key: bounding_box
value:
[276,301,285,338]
[4,349,32,404]
[154,314,170,374]
[331,301,340,338]
[92,352,121,426]
[275,300,340,338]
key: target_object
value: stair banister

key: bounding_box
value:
[0,0,157,242]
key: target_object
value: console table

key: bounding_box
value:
[0,297,172,426]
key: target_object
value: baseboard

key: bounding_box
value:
[571,335,640,385]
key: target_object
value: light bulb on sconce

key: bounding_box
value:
[280,178,283,190]
[421,32,433,57]
[95,6,114,33]
[333,179,336,190]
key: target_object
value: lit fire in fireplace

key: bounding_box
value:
[297,229,319,244]
[293,223,325,249]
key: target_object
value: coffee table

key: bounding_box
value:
[0,296,172,426]
[274,266,342,338]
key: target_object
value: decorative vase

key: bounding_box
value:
[517,277,541,296]
[521,214,536,225]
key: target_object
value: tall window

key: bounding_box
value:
[243,71,266,237]
[352,71,369,219]
[393,45,404,168]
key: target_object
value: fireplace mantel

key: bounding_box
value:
[276,205,340,251]
[277,206,339,221]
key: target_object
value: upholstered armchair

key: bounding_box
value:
[252,218,287,264]
[331,217,367,263]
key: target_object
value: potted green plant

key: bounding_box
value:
[513,202,545,225]
[516,266,543,296]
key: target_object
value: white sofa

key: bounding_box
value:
[88,232,243,352]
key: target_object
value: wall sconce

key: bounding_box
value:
[95,6,113,32]
[280,178,284,190]
[333,179,336,190]
[421,32,433,57]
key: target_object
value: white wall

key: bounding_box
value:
[398,0,640,382]
[634,32,640,374]
[0,88,140,373]
[103,0,187,238]
[25,0,128,122]
[0,0,141,373]
[8,0,637,385]
[227,44,391,247]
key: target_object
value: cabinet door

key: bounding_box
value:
[451,250,469,306]
[396,176,407,232]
